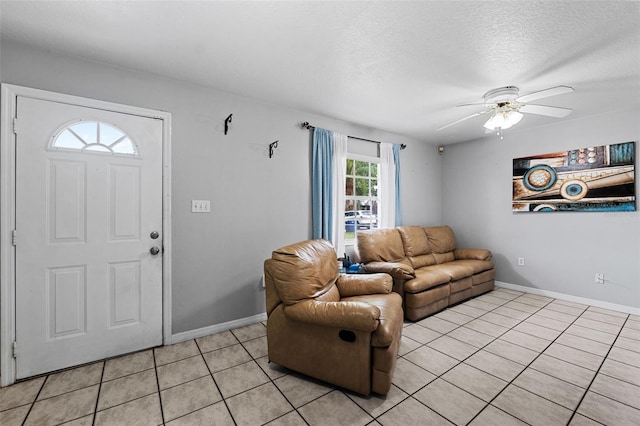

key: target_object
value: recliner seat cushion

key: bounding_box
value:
[428,262,474,281]
[404,267,451,293]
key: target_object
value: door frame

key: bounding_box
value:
[0,84,173,386]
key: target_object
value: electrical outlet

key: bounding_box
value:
[261,274,265,288]
[517,257,525,266]
[191,200,211,213]
[595,273,604,284]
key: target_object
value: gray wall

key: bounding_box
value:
[441,109,640,309]
[1,39,442,334]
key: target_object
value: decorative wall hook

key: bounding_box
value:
[224,114,233,135]
[269,140,279,158]
[400,144,407,150]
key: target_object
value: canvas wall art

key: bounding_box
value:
[513,142,636,212]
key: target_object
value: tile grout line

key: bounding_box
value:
[19,373,48,426]
[237,325,329,426]
[460,294,599,423]
[463,295,576,425]
[90,361,105,426]
[193,337,239,426]
[244,326,366,426]
[474,295,638,424]
[450,293,560,425]
[566,313,634,425]
[400,292,542,425]
[151,347,167,425]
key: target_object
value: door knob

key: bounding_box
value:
[150,246,161,255]
[150,231,160,239]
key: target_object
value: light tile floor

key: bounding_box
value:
[2,288,640,425]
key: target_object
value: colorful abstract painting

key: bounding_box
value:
[513,142,636,212]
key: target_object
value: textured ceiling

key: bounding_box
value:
[1,1,639,144]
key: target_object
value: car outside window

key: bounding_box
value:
[344,157,379,242]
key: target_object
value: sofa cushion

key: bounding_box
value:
[449,259,494,274]
[397,226,437,269]
[356,229,406,263]
[268,239,338,305]
[450,276,473,294]
[428,262,474,281]
[425,226,457,253]
[455,248,492,261]
[404,267,451,293]
[433,252,455,264]
[397,226,431,255]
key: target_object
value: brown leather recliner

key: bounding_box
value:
[264,239,404,395]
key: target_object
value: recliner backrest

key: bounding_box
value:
[265,239,339,306]
[356,228,407,264]
[424,226,457,263]
[397,226,437,269]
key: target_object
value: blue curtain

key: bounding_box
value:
[312,128,334,240]
[393,144,403,226]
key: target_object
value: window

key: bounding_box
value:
[344,156,379,242]
[51,121,139,156]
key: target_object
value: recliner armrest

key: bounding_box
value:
[454,248,492,261]
[284,300,380,332]
[336,273,392,297]
[363,261,415,279]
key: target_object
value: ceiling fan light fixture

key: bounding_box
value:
[483,113,503,130]
[483,110,523,131]
[502,110,523,129]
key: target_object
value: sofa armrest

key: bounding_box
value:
[284,300,380,332]
[336,273,392,297]
[363,261,415,280]
[454,248,492,261]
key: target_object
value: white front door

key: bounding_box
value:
[14,95,164,379]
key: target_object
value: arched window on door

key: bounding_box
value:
[51,121,139,156]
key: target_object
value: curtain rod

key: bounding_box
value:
[301,122,406,149]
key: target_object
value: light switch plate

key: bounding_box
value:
[191,200,211,213]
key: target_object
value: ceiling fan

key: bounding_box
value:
[436,85,575,133]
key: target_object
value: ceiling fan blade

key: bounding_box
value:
[436,110,490,131]
[519,104,573,118]
[456,102,487,107]
[515,85,574,103]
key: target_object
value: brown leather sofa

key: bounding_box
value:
[264,239,403,395]
[356,225,495,321]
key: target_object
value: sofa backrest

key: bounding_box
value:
[356,228,407,264]
[424,226,457,263]
[264,239,340,308]
[397,226,437,269]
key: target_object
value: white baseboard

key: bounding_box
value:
[167,282,639,346]
[169,313,268,345]
[495,281,640,316]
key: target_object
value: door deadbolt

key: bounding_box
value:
[150,231,160,239]
[150,246,161,255]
